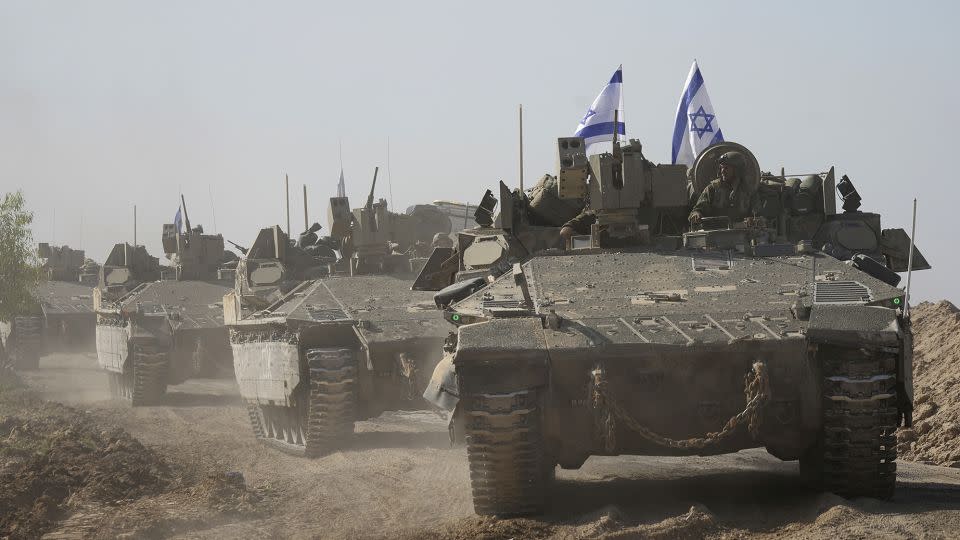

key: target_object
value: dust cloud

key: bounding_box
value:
[4,312,960,538]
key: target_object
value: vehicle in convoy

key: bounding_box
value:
[424,135,929,516]
[224,171,462,456]
[94,199,236,405]
[6,244,100,369]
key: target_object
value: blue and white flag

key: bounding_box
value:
[574,65,625,155]
[336,169,346,198]
[173,207,183,233]
[672,60,724,168]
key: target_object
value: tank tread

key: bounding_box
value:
[109,371,132,400]
[129,343,168,406]
[12,316,42,370]
[247,402,265,438]
[802,347,899,499]
[463,388,553,516]
[304,348,357,457]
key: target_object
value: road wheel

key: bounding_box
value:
[800,345,899,499]
[463,387,553,516]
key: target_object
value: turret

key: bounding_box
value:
[161,196,226,281]
[37,243,87,281]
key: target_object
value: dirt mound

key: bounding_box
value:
[898,301,960,467]
[410,516,555,540]
[0,389,265,539]
[0,392,169,538]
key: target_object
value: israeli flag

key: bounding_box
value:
[336,169,346,197]
[173,207,183,233]
[672,60,724,168]
[574,65,625,155]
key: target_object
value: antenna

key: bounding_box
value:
[519,104,524,191]
[285,173,291,236]
[208,184,218,234]
[303,184,308,231]
[905,198,918,316]
[133,205,137,247]
[52,208,56,244]
[387,137,394,210]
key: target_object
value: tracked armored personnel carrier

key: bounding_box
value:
[6,244,99,369]
[225,172,461,456]
[95,201,235,405]
[426,135,929,516]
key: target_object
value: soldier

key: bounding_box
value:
[688,151,760,228]
[559,209,596,243]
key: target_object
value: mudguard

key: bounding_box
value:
[423,352,459,411]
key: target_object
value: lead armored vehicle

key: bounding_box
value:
[225,173,461,456]
[95,201,236,405]
[426,135,928,516]
[6,244,99,369]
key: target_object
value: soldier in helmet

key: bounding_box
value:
[688,151,760,228]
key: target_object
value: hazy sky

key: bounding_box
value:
[2,1,957,302]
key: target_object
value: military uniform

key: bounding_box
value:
[689,178,761,224]
[561,209,597,235]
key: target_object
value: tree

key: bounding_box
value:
[0,191,41,323]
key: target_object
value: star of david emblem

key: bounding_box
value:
[580,108,596,125]
[688,106,716,140]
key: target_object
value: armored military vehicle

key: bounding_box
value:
[425,134,928,516]
[95,200,235,405]
[225,171,461,456]
[6,244,100,369]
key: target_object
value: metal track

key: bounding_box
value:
[12,316,42,370]
[245,348,357,458]
[129,343,168,406]
[801,345,899,499]
[463,388,554,516]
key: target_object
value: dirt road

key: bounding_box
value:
[19,353,960,539]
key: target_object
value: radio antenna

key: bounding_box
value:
[208,184,218,233]
[905,198,918,316]
[303,184,309,231]
[519,104,525,191]
[387,137,394,210]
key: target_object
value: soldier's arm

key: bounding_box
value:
[562,210,596,235]
[560,210,596,244]
[689,184,715,221]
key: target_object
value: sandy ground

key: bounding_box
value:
[17,352,960,539]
